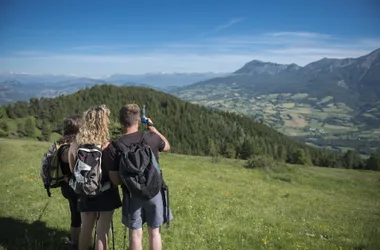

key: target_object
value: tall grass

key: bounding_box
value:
[0,138,379,249]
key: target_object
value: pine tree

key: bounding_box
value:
[17,122,25,137]
[41,120,51,141]
[292,149,310,165]
[239,139,254,160]
[24,117,35,138]
[365,152,380,171]
[0,120,8,132]
[342,150,363,169]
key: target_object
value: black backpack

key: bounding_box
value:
[40,141,71,197]
[113,132,163,200]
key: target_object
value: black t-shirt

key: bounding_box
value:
[104,131,165,172]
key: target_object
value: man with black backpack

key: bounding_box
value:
[106,104,172,250]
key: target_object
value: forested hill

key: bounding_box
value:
[1,84,341,167]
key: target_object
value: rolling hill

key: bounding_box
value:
[0,72,223,105]
[172,48,380,154]
[0,84,343,168]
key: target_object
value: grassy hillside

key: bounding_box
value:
[0,139,379,250]
[1,84,341,168]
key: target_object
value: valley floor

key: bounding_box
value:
[178,89,380,154]
[0,139,379,250]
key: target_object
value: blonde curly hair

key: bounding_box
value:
[76,105,110,145]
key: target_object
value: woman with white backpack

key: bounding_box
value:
[68,105,121,250]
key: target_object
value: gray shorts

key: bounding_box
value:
[122,190,173,229]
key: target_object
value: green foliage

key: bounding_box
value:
[24,117,36,138]
[0,120,8,131]
[225,143,236,159]
[0,129,8,137]
[238,139,254,159]
[17,122,25,137]
[289,149,311,165]
[2,84,340,168]
[0,106,6,119]
[245,155,278,169]
[40,120,51,141]
[366,152,380,171]
[342,150,364,169]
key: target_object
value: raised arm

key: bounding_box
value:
[146,118,170,152]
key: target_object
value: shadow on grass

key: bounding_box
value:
[0,217,69,250]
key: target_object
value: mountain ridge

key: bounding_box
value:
[0,72,225,105]
[173,48,380,154]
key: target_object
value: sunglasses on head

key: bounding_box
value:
[95,104,107,111]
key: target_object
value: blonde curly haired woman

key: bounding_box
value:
[68,105,121,250]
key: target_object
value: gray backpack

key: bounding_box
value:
[69,144,110,196]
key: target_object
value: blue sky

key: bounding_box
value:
[1,0,379,76]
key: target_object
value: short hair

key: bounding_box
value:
[119,104,140,127]
[63,114,83,136]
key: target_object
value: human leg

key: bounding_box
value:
[69,196,81,245]
[148,227,162,250]
[62,183,82,246]
[70,226,81,246]
[94,210,114,250]
[144,192,165,250]
[129,228,143,250]
[79,212,97,250]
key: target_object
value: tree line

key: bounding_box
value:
[0,84,379,171]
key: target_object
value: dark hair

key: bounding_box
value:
[63,115,83,136]
[119,104,140,127]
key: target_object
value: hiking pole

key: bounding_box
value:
[37,199,50,222]
[123,226,127,250]
[93,212,99,250]
[110,219,115,250]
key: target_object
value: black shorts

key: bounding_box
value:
[78,186,122,212]
[60,183,81,227]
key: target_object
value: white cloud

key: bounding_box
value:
[266,48,371,58]
[1,31,379,76]
[267,31,332,39]
[68,45,139,51]
[215,17,246,32]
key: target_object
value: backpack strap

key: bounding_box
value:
[112,139,127,154]
[140,132,150,145]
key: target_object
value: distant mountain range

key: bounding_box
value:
[172,48,380,154]
[175,48,380,104]
[2,49,379,153]
[0,72,224,105]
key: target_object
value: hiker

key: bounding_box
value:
[40,115,83,248]
[106,104,172,250]
[68,105,122,250]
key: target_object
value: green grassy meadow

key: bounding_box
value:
[0,139,380,250]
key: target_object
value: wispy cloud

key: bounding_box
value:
[12,50,47,56]
[68,45,139,51]
[197,17,246,37]
[1,31,379,76]
[267,31,332,39]
[215,17,246,32]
